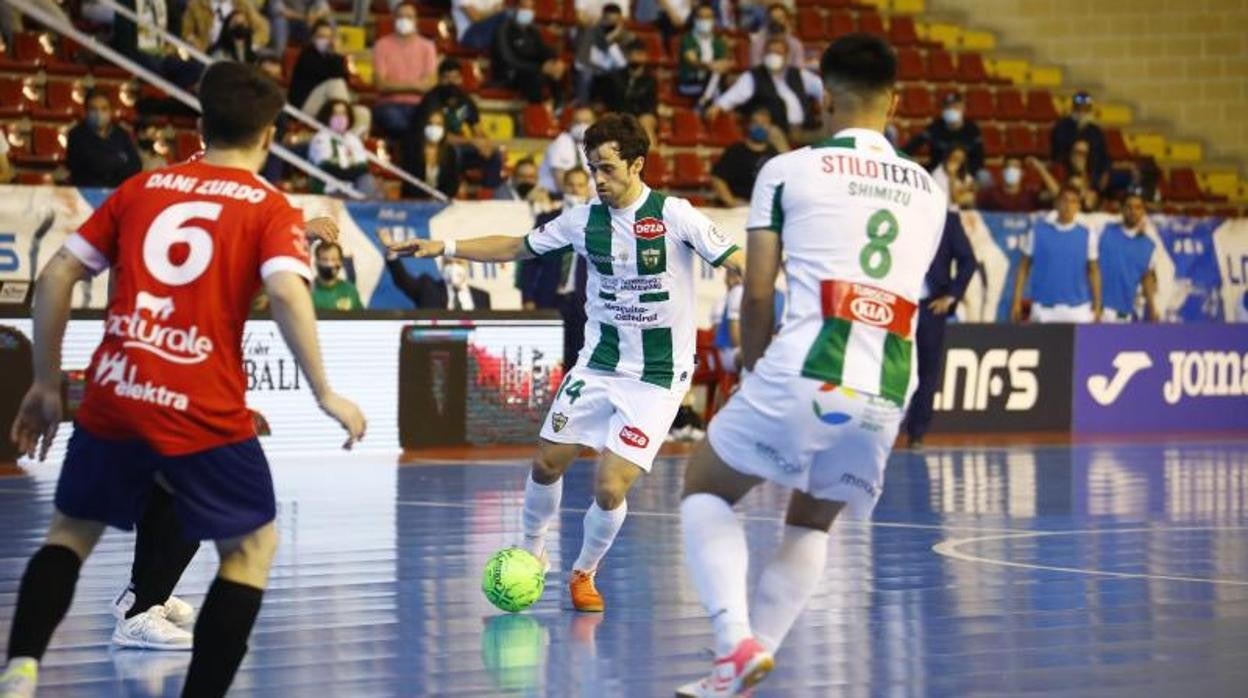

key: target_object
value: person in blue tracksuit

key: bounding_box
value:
[1011,184,1103,323]
[1098,188,1159,322]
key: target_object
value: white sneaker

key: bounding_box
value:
[113,587,195,628]
[112,605,193,651]
[0,658,38,698]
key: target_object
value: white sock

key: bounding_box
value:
[750,524,829,653]
[680,493,752,657]
[522,473,562,557]
[572,500,627,572]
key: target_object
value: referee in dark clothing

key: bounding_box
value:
[905,210,977,448]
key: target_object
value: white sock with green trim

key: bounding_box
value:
[522,474,562,558]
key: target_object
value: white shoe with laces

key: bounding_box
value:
[0,658,38,698]
[112,605,193,651]
[113,586,196,628]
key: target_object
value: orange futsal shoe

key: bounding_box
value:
[569,569,604,612]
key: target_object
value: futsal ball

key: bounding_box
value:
[482,547,546,613]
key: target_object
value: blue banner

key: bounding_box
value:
[342,200,446,309]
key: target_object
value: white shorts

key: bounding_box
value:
[539,366,688,472]
[1031,302,1094,323]
[707,371,904,518]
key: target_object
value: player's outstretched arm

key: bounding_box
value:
[9,249,91,460]
[264,271,367,449]
[740,230,780,372]
[386,235,533,262]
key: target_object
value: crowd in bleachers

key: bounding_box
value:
[0,0,1240,217]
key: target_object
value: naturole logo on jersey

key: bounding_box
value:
[105,291,215,364]
[618,426,650,449]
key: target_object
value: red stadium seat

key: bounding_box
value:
[376,15,394,37]
[12,32,51,63]
[15,171,55,185]
[534,0,560,23]
[956,52,989,84]
[898,85,935,119]
[827,12,856,39]
[667,107,707,147]
[1025,89,1059,122]
[0,77,26,118]
[888,15,918,46]
[981,124,1006,157]
[41,79,84,119]
[708,110,743,147]
[642,151,669,188]
[995,88,1026,121]
[637,31,671,67]
[857,10,885,37]
[963,87,994,121]
[1004,124,1040,157]
[927,49,957,82]
[896,47,926,82]
[417,17,440,38]
[1167,167,1203,202]
[1105,128,1132,161]
[17,125,67,165]
[671,152,711,188]
[796,7,825,41]
[521,104,559,138]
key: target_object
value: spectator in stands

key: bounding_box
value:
[493,0,567,105]
[708,36,822,135]
[977,154,1057,212]
[311,242,364,311]
[677,3,732,106]
[1051,90,1108,183]
[1011,184,1103,323]
[1098,188,1159,322]
[576,0,630,26]
[932,143,976,209]
[1058,138,1108,199]
[452,0,508,52]
[66,90,143,188]
[1067,174,1100,213]
[182,0,269,52]
[494,157,553,205]
[553,168,592,368]
[255,51,295,182]
[711,106,785,207]
[380,235,494,310]
[420,58,503,189]
[903,92,984,177]
[267,0,330,54]
[110,0,170,72]
[574,3,634,103]
[748,2,803,69]
[596,40,659,144]
[538,105,595,194]
[905,210,976,449]
[0,127,12,184]
[289,20,371,134]
[634,0,694,50]
[209,9,260,62]
[135,118,170,171]
[308,99,379,198]
[372,1,439,139]
[400,109,462,199]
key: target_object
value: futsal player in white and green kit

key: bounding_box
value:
[386,113,744,612]
[676,35,948,696]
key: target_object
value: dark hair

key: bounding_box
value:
[310,19,334,40]
[766,2,789,16]
[564,168,590,184]
[602,3,623,16]
[514,156,537,170]
[316,98,354,129]
[820,33,897,94]
[583,112,650,164]
[315,241,344,259]
[695,2,715,15]
[1059,181,1083,198]
[83,88,109,105]
[438,57,462,75]
[199,62,286,148]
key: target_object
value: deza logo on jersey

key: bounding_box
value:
[935,348,1039,412]
[634,217,666,270]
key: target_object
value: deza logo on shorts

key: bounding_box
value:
[618,426,650,449]
[105,291,215,364]
[1089,349,1248,406]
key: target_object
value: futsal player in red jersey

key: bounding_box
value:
[2,62,366,698]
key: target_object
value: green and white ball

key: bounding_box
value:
[482,547,545,613]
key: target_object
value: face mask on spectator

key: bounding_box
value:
[695,18,715,35]
[424,124,445,143]
[329,114,349,133]
[1076,110,1092,125]
[316,265,339,282]
[515,182,535,198]
[747,124,769,143]
[1003,166,1022,187]
[516,8,535,25]
[570,122,589,142]
[86,111,109,131]
[942,108,962,126]
[763,53,785,73]
[394,17,416,35]
[314,37,332,53]
[563,194,584,206]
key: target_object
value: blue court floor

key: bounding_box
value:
[2,440,1248,697]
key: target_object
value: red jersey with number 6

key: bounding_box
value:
[64,160,311,455]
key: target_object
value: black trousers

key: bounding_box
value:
[558,292,586,371]
[905,304,948,441]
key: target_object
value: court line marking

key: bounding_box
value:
[933,526,1248,586]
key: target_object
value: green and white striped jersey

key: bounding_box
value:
[525,185,739,389]
[747,128,947,406]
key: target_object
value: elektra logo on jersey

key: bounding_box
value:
[105,291,214,364]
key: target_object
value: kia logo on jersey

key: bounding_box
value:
[619,426,650,448]
[850,297,894,327]
[634,218,666,240]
